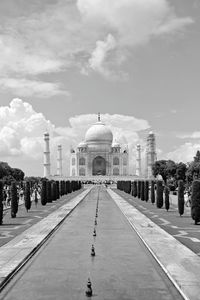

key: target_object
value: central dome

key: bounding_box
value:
[85,121,113,144]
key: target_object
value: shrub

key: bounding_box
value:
[191,180,200,225]
[56,181,60,200]
[52,182,57,201]
[164,186,170,211]
[11,182,18,218]
[151,181,155,204]
[144,181,149,202]
[138,181,141,199]
[178,180,184,216]
[46,181,52,203]
[133,181,137,198]
[41,180,47,206]
[24,181,31,212]
[0,181,3,225]
[140,181,145,201]
[156,181,163,208]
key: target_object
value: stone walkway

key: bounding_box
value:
[108,188,200,300]
[0,186,183,300]
[0,187,92,293]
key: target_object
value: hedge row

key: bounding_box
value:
[117,180,165,208]
[0,179,82,224]
[41,180,82,206]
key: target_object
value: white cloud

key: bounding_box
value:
[0,100,150,176]
[77,0,193,77]
[0,78,69,98]
[0,0,193,87]
[177,131,200,139]
[166,142,200,163]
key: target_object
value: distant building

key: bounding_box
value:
[70,114,129,176]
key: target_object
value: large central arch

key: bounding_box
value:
[92,156,106,175]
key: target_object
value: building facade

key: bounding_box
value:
[70,117,129,177]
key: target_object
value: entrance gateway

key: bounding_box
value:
[92,156,106,175]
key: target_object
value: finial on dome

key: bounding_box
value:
[98,112,100,122]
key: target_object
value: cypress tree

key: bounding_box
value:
[151,181,155,204]
[133,181,137,197]
[141,181,145,201]
[164,185,170,211]
[24,181,31,212]
[138,181,141,199]
[156,180,163,208]
[56,181,60,200]
[46,181,52,203]
[191,180,200,225]
[11,182,18,218]
[41,180,47,206]
[178,180,184,216]
[144,181,149,202]
[0,181,4,225]
[51,182,57,201]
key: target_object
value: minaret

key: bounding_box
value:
[146,131,157,178]
[57,144,62,176]
[98,112,101,122]
[136,144,142,177]
[43,132,51,178]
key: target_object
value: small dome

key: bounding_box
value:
[85,121,113,144]
[78,141,87,148]
[112,140,120,148]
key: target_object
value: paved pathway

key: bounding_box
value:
[114,189,200,256]
[108,188,200,300]
[0,186,182,300]
[0,189,84,247]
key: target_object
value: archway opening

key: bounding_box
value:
[92,156,106,175]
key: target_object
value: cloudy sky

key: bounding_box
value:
[0,0,200,176]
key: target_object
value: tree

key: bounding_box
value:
[41,180,47,206]
[151,181,155,204]
[152,160,176,183]
[0,181,4,225]
[191,180,200,225]
[24,181,31,212]
[11,182,18,218]
[178,180,184,216]
[176,162,187,182]
[164,186,170,211]
[156,181,163,208]
[11,168,25,181]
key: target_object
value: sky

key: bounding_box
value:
[0,0,200,176]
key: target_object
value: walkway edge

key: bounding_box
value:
[108,188,200,300]
[0,187,92,292]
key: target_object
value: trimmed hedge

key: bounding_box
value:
[46,181,52,203]
[144,181,149,202]
[138,181,141,199]
[11,182,18,218]
[140,181,145,201]
[56,181,60,199]
[0,181,3,225]
[24,181,31,212]
[41,180,47,206]
[191,180,200,225]
[151,181,155,204]
[178,180,184,216]
[156,181,163,208]
[52,182,57,200]
[133,181,137,198]
[164,186,170,211]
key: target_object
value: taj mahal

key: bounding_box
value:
[70,114,129,177]
[43,114,157,179]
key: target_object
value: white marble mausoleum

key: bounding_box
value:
[70,115,129,177]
